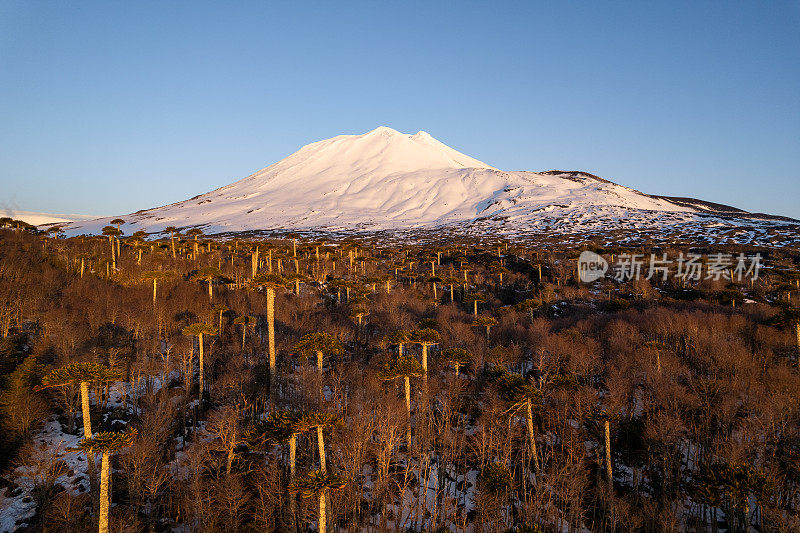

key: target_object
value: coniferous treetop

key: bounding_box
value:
[191,267,223,280]
[442,347,472,365]
[472,316,498,327]
[233,315,257,326]
[409,328,441,345]
[386,330,410,346]
[40,362,122,388]
[300,411,342,430]
[289,469,347,497]
[102,225,122,237]
[247,410,306,445]
[496,370,541,406]
[182,323,218,337]
[250,273,287,289]
[378,353,423,380]
[478,462,512,494]
[76,429,137,453]
[293,332,344,356]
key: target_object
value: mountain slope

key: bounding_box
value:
[59,127,799,246]
[4,209,102,226]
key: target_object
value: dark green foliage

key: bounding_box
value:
[289,469,347,497]
[293,332,344,357]
[76,429,137,453]
[40,362,121,388]
[478,462,512,494]
[378,353,423,380]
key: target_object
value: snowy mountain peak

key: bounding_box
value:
[366,125,401,136]
[57,128,799,246]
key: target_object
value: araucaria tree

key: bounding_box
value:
[39,362,122,499]
[300,411,341,473]
[76,430,136,533]
[248,410,306,481]
[233,314,256,353]
[191,266,224,302]
[379,353,424,447]
[250,273,287,399]
[409,327,441,376]
[140,270,173,306]
[498,370,542,473]
[182,322,217,404]
[290,470,347,533]
[293,332,344,402]
[442,347,472,377]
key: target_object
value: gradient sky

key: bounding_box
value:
[1,1,798,218]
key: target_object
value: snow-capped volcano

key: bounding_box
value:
[59,127,798,245]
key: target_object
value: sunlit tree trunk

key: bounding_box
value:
[319,490,327,533]
[604,419,613,487]
[317,426,326,473]
[99,451,111,533]
[526,398,539,473]
[198,333,204,404]
[289,434,297,480]
[405,376,412,447]
[267,288,276,398]
[80,381,98,501]
[316,350,324,402]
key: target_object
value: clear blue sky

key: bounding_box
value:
[1,1,798,217]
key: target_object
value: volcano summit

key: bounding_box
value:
[59,127,798,246]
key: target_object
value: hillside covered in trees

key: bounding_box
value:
[1,223,800,532]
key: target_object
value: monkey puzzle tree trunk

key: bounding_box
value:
[152,279,158,306]
[289,434,297,480]
[316,350,324,402]
[319,490,327,533]
[267,288,276,399]
[170,235,176,259]
[241,326,246,354]
[226,427,236,476]
[80,258,85,278]
[81,381,93,437]
[526,398,539,473]
[796,322,800,368]
[317,426,326,473]
[405,376,412,447]
[198,333,204,404]
[99,451,111,533]
[208,279,213,302]
[80,381,99,500]
[473,301,478,316]
[111,241,117,270]
[604,419,613,487]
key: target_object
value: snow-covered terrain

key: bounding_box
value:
[57,127,799,245]
[3,209,101,226]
